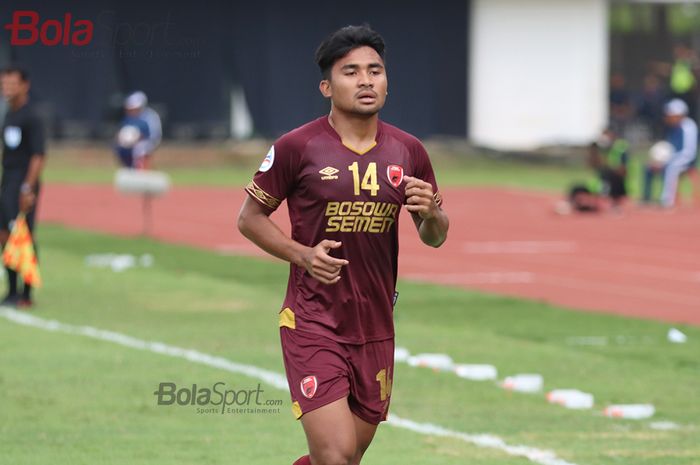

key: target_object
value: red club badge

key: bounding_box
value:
[300,375,318,399]
[387,165,404,188]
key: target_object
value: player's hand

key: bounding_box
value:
[404,176,438,220]
[19,192,35,213]
[302,240,349,285]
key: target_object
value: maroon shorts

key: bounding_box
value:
[280,327,394,425]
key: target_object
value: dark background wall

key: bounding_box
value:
[0,0,469,139]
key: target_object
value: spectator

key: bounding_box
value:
[590,127,629,211]
[642,99,698,207]
[669,43,699,121]
[636,73,666,139]
[610,73,633,133]
[114,91,162,169]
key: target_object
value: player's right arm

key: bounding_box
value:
[237,197,349,285]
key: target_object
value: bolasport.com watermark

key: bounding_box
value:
[153,382,284,415]
[2,9,204,61]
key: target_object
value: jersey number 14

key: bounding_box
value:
[348,161,380,196]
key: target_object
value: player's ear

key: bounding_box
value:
[319,79,332,98]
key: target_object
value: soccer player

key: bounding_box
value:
[0,65,46,308]
[237,25,449,465]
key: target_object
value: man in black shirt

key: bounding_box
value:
[0,65,46,308]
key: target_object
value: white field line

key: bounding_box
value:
[0,307,580,465]
[404,271,535,284]
[462,241,577,254]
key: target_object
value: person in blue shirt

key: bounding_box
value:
[642,99,698,207]
[114,91,162,169]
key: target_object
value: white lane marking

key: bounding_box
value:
[463,241,577,254]
[405,272,534,284]
[0,307,581,465]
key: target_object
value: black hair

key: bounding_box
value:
[0,64,29,82]
[315,25,385,79]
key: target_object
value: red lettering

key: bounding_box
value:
[4,11,94,46]
[40,19,61,46]
[63,13,72,45]
[6,11,39,46]
[72,19,94,46]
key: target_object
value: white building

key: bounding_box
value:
[469,0,609,150]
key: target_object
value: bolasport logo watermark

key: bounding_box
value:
[3,11,94,46]
[153,382,284,415]
[2,10,204,61]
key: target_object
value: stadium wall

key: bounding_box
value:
[0,1,469,140]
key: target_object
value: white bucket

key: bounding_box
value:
[547,389,594,409]
[500,374,543,393]
[407,353,454,371]
[604,404,655,419]
[454,364,498,381]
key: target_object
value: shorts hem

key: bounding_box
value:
[295,390,349,421]
[349,404,385,426]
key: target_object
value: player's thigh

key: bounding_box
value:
[347,337,394,426]
[300,396,357,465]
[351,413,378,464]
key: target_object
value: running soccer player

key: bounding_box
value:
[0,65,46,308]
[237,25,449,465]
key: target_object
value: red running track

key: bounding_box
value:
[39,184,700,325]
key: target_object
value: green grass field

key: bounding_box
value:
[42,142,696,202]
[1,226,698,465]
[42,143,594,191]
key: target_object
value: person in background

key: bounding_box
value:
[659,99,698,208]
[590,127,629,212]
[636,73,667,139]
[609,73,633,133]
[114,91,162,170]
[669,43,699,121]
[0,65,45,308]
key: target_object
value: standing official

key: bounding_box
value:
[0,65,45,308]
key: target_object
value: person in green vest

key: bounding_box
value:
[588,127,629,211]
[556,128,629,216]
[670,43,698,120]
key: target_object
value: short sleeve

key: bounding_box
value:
[27,113,46,156]
[245,137,300,212]
[411,141,443,207]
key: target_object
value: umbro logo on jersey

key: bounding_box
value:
[319,166,339,180]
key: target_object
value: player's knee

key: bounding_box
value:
[311,445,355,465]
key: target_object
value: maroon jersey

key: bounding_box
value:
[245,116,442,344]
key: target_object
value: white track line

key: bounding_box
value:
[0,307,580,465]
[463,241,577,254]
[404,271,535,285]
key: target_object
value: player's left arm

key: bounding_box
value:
[404,175,448,247]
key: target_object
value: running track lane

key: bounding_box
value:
[39,184,700,325]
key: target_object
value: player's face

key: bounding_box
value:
[0,73,29,102]
[665,114,683,126]
[321,46,387,116]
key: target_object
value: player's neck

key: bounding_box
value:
[328,109,378,151]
